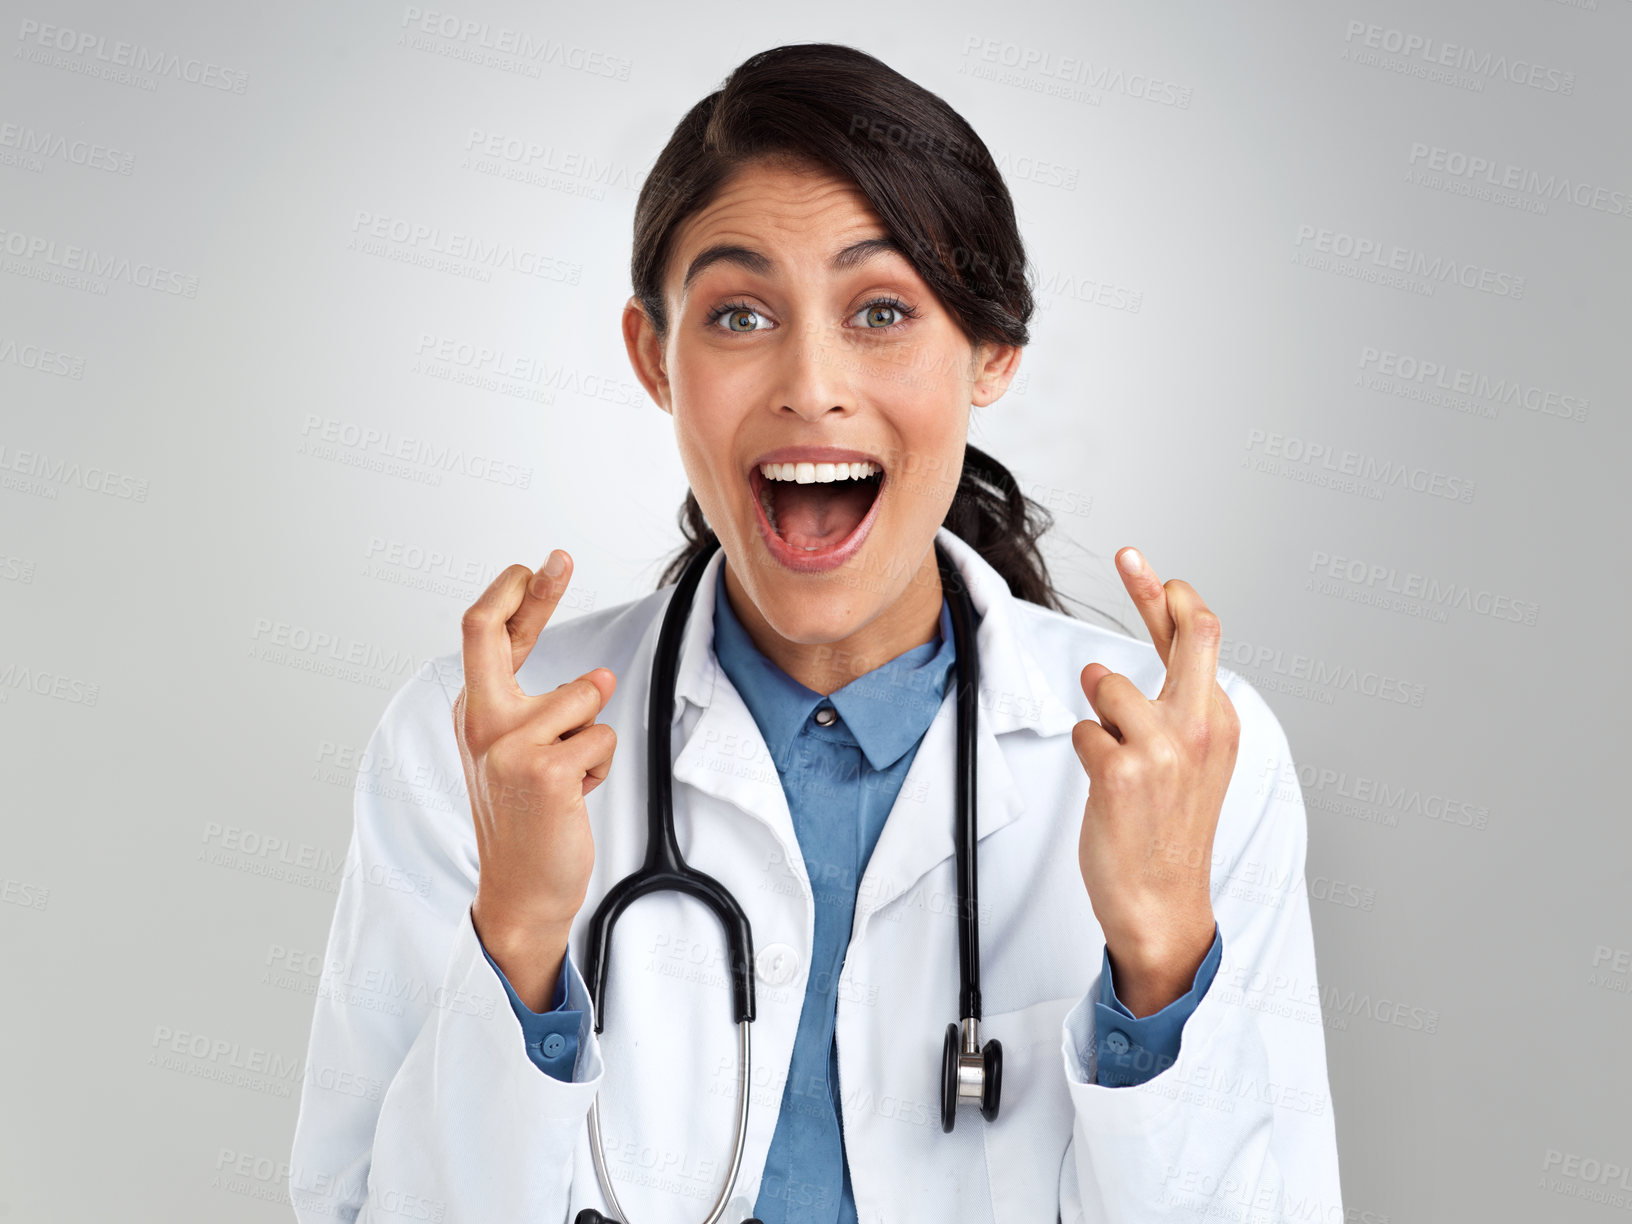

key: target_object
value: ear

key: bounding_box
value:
[969,341,1023,408]
[623,296,672,415]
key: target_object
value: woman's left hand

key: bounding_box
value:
[1071,546,1240,1018]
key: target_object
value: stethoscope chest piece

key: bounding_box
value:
[941,1018,1003,1131]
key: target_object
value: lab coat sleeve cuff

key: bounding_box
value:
[473,911,597,1086]
[480,940,587,1082]
[1092,925,1222,1088]
[360,901,604,1220]
[407,902,603,1119]
[1058,928,1266,1137]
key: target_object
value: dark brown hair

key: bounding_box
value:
[638,42,1089,618]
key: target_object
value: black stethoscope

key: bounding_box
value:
[573,535,1001,1224]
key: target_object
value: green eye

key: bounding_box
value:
[710,302,767,332]
[707,296,919,334]
[852,296,919,331]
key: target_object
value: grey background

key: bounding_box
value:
[2,1,1627,1220]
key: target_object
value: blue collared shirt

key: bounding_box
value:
[479,563,1221,1218]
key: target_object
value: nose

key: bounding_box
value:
[773,319,852,423]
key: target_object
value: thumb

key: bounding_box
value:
[576,666,617,707]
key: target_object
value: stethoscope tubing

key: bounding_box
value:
[941,539,984,1026]
[583,534,756,1032]
[585,1020,754,1224]
[575,535,990,1222]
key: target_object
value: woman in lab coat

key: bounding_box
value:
[290,42,1342,1224]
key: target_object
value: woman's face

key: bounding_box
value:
[624,156,1020,671]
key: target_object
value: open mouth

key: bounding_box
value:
[749,460,886,568]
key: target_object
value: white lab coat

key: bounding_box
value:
[289,526,1343,1223]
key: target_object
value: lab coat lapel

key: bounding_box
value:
[670,680,805,888]
[855,528,1080,938]
[643,544,807,886]
[852,690,1022,939]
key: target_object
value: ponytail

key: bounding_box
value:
[938,442,1069,613]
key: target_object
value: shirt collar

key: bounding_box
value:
[657,526,1080,741]
[711,562,956,774]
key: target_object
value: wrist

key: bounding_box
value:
[472,892,575,953]
[1103,912,1216,1018]
[472,904,573,1012]
[474,913,572,957]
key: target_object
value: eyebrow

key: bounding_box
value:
[680,235,908,297]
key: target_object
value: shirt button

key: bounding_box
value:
[541,1033,568,1058]
[755,942,799,986]
[1104,1030,1131,1055]
[814,705,837,727]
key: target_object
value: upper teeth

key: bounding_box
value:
[759,461,879,483]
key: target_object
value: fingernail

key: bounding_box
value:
[1118,548,1144,576]
[531,552,564,597]
[543,550,566,578]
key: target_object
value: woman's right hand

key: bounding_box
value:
[453,549,617,1008]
